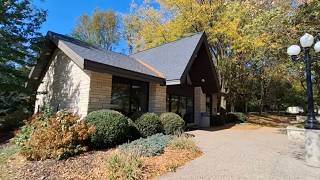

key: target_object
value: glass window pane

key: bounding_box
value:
[180,96,187,119]
[206,94,212,116]
[171,95,180,116]
[185,97,194,123]
[131,84,148,113]
[111,76,149,117]
[111,83,130,115]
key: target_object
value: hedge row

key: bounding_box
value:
[14,110,186,160]
[85,110,185,148]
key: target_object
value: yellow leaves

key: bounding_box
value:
[72,9,119,50]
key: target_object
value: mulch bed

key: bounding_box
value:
[4,149,111,180]
[2,145,202,180]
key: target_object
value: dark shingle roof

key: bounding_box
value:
[47,31,163,79]
[130,32,204,81]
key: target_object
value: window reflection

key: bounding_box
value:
[111,76,148,117]
[167,94,194,124]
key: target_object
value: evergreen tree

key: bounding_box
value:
[0,0,46,129]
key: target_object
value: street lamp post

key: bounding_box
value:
[287,33,320,130]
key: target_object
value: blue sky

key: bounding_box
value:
[34,0,141,53]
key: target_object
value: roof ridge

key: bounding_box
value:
[47,31,100,49]
[130,32,204,55]
[47,31,134,58]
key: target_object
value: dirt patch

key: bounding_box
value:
[231,123,262,130]
[246,113,295,127]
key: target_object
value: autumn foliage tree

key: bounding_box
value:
[123,0,301,112]
[72,9,120,51]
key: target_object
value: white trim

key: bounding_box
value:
[166,79,180,85]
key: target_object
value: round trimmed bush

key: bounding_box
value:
[127,119,141,141]
[130,111,144,121]
[135,113,162,137]
[85,110,129,148]
[226,112,246,123]
[160,112,185,135]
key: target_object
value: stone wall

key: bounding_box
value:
[149,83,166,114]
[194,87,206,125]
[212,93,218,115]
[34,49,91,117]
[87,72,112,113]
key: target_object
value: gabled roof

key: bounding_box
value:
[47,32,165,79]
[130,32,204,83]
[28,32,165,90]
[28,31,220,93]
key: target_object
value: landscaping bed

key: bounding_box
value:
[0,110,202,179]
[0,137,201,179]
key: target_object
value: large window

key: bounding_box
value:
[111,76,149,117]
[167,94,194,124]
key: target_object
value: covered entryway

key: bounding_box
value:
[131,32,221,127]
[166,39,220,126]
[166,85,194,124]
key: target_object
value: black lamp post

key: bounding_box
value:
[287,33,320,130]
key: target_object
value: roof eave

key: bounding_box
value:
[84,59,166,85]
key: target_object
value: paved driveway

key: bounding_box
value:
[160,124,320,180]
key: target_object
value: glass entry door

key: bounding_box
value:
[167,94,194,124]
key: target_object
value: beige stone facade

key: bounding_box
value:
[194,87,206,125]
[149,82,167,114]
[88,72,112,113]
[35,49,90,117]
[194,87,219,127]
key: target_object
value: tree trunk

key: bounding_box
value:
[245,101,248,113]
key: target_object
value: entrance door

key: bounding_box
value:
[167,94,194,124]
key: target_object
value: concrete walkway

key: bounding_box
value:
[160,124,320,180]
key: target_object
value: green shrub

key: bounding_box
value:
[168,135,198,152]
[127,119,141,141]
[135,113,162,137]
[85,110,130,148]
[160,112,185,135]
[119,133,172,157]
[130,111,144,121]
[227,112,246,123]
[211,115,225,126]
[106,151,143,180]
[14,111,95,160]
